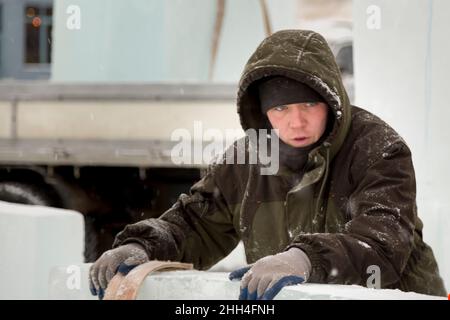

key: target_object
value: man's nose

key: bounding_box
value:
[288,108,307,128]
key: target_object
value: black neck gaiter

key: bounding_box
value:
[277,138,318,173]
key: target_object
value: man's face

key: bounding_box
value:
[266,102,328,147]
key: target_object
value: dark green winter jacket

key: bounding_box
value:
[114,30,446,296]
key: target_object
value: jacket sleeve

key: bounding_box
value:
[113,162,240,270]
[288,140,417,287]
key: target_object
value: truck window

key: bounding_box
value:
[25,5,52,64]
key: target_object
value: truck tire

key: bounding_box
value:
[0,181,60,206]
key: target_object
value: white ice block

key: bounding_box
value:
[353,0,450,290]
[208,241,247,272]
[0,200,84,299]
[49,264,445,300]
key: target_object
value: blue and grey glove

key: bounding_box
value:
[89,243,149,299]
[229,248,311,300]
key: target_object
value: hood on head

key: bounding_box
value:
[236,29,351,160]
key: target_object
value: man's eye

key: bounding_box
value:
[274,105,287,111]
[305,102,318,107]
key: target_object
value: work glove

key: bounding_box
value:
[229,247,311,300]
[89,242,149,299]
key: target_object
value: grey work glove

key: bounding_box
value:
[229,248,311,300]
[89,243,149,299]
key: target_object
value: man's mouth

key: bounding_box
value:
[292,137,308,142]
